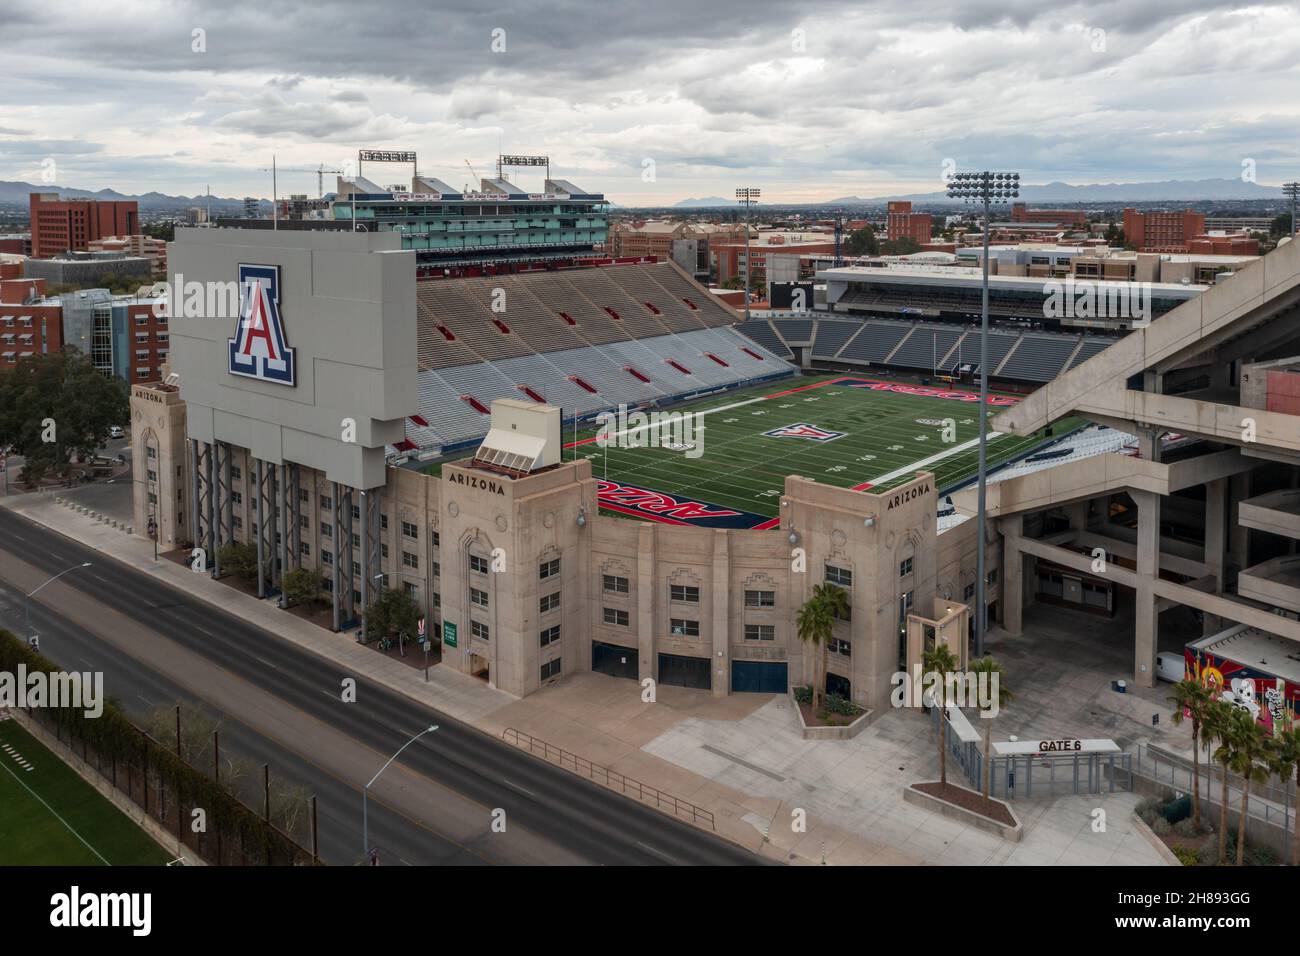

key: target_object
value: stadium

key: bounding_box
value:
[131,207,1300,731]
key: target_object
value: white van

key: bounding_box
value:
[108,425,125,439]
[1155,651,1185,683]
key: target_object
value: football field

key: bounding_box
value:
[570,373,1077,527]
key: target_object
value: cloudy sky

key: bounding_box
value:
[2,0,1299,204]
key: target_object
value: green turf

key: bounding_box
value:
[571,372,1077,517]
[0,718,172,866]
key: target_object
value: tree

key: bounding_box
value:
[844,225,879,257]
[1271,212,1293,238]
[1227,711,1271,866]
[0,348,129,485]
[1169,676,1212,831]
[364,586,420,643]
[795,582,850,712]
[281,567,321,610]
[1203,700,1239,864]
[880,236,922,256]
[922,643,960,788]
[969,655,1012,800]
[1270,723,1300,866]
[217,541,258,583]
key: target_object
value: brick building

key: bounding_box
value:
[29,192,139,259]
[1122,208,1206,253]
[885,201,933,244]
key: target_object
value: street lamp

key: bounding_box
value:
[25,562,92,642]
[736,188,761,320]
[946,170,1020,658]
[1284,182,1299,241]
[362,724,438,865]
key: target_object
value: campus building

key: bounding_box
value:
[886,201,933,245]
[1122,207,1206,253]
[29,192,139,259]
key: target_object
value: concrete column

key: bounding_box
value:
[1133,489,1161,687]
[636,523,655,684]
[277,463,288,607]
[360,489,370,614]
[1067,499,1089,532]
[254,458,265,599]
[331,480,341,632]
[188,438,199,547]
[1001,514,1024,637]
[1228,471,1250,580]
[1203,478,1227,636]
[711,530,730,698]
[208,443,219,578]
[222,443,233,543]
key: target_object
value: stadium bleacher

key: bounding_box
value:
[400,262,794,452]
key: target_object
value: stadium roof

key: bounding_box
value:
[820,265,1209,297]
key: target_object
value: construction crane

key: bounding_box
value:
[258,163,344,199]
[463,159,482,193]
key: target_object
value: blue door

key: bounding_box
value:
[731,660,788,694]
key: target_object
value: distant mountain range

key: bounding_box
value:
[0,180,268,212]
[673,197,737,208]
[843,178,1286,205]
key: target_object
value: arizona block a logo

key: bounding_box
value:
[228,264,295,386]
[762,422,845,443]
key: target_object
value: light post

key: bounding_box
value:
[362,724,437,865]
[25,562,92,641]
[946,170,1019,658]
[1284,182,1299,241]
[736,187,760,320]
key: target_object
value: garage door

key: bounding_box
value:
[658,653,711,690]
[731,660,788,694]
[592,641,638,680]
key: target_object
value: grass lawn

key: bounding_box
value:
[0,717,172,866]
[421,372,1080,525]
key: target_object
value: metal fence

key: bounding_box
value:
[1135,743,1295,838]
[502,727,715,830]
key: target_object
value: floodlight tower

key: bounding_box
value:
[945,169,1020,657]
[1284,182,1300,240]
[736,187,761,320]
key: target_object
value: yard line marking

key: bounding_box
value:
[0,753,110,865]
[853,431,1006,491]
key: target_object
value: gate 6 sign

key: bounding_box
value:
[229,264,296,386]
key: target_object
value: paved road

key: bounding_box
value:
[0,507,762,866]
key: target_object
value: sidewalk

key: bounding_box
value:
[2,490,1168,866]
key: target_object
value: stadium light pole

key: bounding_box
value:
[25,562,92,641]
[736,188,760,320]
[946,170,1019,658]
[1284,182,1300,240]
[362,724,437,865]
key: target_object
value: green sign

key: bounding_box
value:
[443,621,457,648]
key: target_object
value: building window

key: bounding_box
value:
[670,618,700,637]
[470,587,489,608]
[670,584,700,603]
[828,637,852,657]
[469,554,489,574]
[825,564,852,587]
[380,543,389,560]
[471,620,490,641]
[987,568,999,585]
[539,558,560,579]
[433,561,440,578]
[403,551,419,569]
[404,582,418,600]
[352,561,361,577]
[432,531,440,548]
[540,625,561,647]
[603,574,629,593]
[402,521,419,539]
[320,494,332,511]
[539,592,561,613]
[964,583,975,601]
[298,488,309,503]
[300,542,310,557]
[540,658,561,681]
[899,557,913,578]
[147,446,157,460]
[380,514,388,530]
[745,624,775,641]
[299,515,309,529]
[432,592,441,609]
[603,607,629,626]
[322,551,332,566]
[320,523,332,539]
[744,589,775,608]
[231,491,242,505]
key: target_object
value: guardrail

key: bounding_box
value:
[502,727,715,830]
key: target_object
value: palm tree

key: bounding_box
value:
[1203,700,1239,864]
[969,655,1012,800]
[1168,676,1212,831]
[1271,722,1300,866]
[922,643,960,789]
[1228,710,1271,866]
[795,583,849,712]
